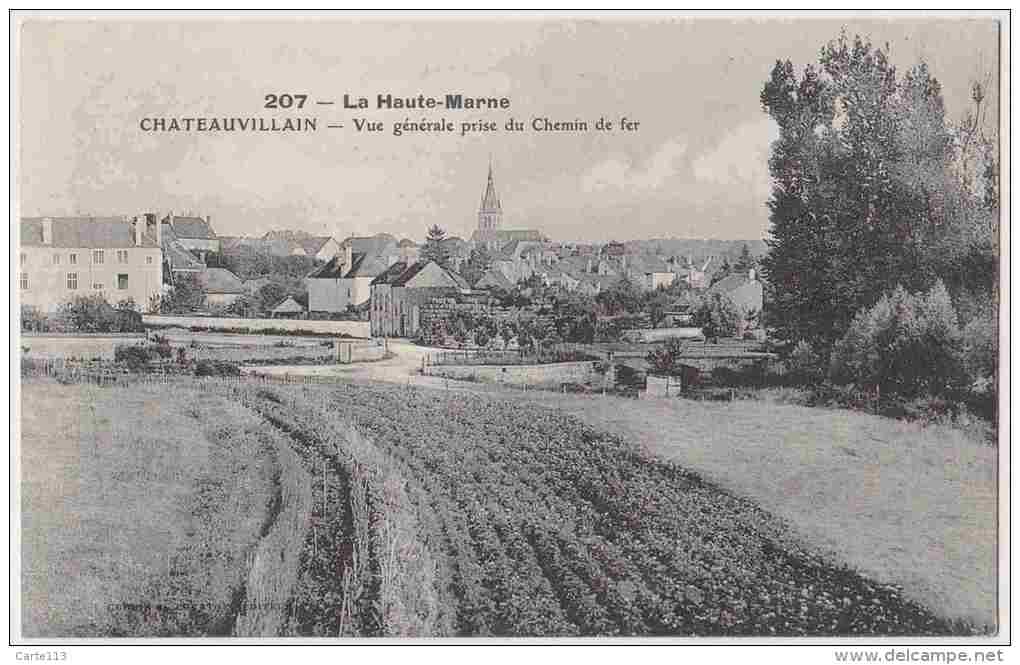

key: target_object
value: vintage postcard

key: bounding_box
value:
[9,10,1009,653]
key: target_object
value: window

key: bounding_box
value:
[117,274,128,290]
[92,282,104,291]
[117,250,129,264]
[69,253,77,265]
[67,272,78,290]
[92,250,104,264]
[52,254,60,265]
[19,273,28,290]
[146,255,153,265]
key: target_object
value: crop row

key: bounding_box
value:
[256,382,958,637]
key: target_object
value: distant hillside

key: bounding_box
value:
[623,238,768,263]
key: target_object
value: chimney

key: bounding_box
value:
[41,217,52,245]
[206,214,212,228]
[150,213,162,246]
[133,216,143,246]
[586,257,592,274]
[343,239,353,271]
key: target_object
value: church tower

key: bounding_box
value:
[477,160,502,250]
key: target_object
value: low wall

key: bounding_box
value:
[20,333,146,360]
[335,340,389,363]
[621,327,705,343]
[143,314,370,338]
[643,374,683,398]
[425,360,601,388]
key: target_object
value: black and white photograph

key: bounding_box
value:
[8,9,1010,655]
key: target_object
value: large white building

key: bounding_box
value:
[306,242,390,314]
[19,215,163,312]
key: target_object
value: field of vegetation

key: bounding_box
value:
[20,376,986,637]
[239,381,974,636]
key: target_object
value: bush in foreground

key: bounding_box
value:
[194,359,241,377]
[829,281,964,399]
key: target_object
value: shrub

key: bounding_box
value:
[645,338,685,376]
[693,293,742,340]
[785,340,825,384]
[152,334,174,359]
[194,359,241,377]
[829,281,965,398]
[115,344,153,371]
[961,308,997,389]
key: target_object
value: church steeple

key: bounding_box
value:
[480,159,501,211]
[476,158,504,249]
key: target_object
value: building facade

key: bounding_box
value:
[19,216,163,312]
[370,260,471,337]
[306,243,389,313]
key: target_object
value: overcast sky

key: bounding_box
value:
[17,15,1000,242]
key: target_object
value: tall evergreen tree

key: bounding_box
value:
[420,224,450,268]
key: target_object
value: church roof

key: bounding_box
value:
[480,162,501,211]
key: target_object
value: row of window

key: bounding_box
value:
[19,272,130,291]
[20,250,154,266]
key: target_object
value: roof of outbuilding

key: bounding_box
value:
[202,267,245,294]
[475,269,514,290]
[370,261,410,286]
[390,261,470,289]
[306,255,347,279]
[344,253,391,278]
[21,217,160,249]
[272,296,305,314]
[299,236,336,255]
[165,216,217,239]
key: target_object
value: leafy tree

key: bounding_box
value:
[256,282,288,313]
[420,225,450,268]
[462,246,493,286]
[646,337,686,376]
[159,273,206,314]
[596,275,642,316]
[759,31,994,348]
[693,293,742,340]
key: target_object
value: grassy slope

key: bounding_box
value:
[20,380,280,637]
[519,392,997,629]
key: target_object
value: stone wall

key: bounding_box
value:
[424,360,602,388]
[143,314,370,338]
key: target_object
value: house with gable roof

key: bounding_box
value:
[369,260,471,337]
[306,240,391,314]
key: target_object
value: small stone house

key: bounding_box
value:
[370,260,471,337]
